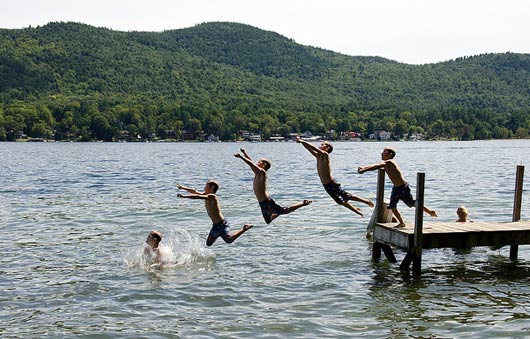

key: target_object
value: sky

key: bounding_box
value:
[3,0,530,65]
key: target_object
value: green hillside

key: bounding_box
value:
[0,21,529,141]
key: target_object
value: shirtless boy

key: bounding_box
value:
[177,180,253,246]
[144,230,162,264]
[358,147,437,227]
[235,148,311,224]
[296,137,373,216]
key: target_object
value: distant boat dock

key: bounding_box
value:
[370,166,528,275]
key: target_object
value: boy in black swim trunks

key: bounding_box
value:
[358,147,437,227]
[235,148,312,224]
[296,137,373,216]
[177,180,253,246]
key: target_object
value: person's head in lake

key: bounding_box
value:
[146,231,162,249]
[258,158,271,171]
[382,147,396,160]
[319,141,333,153]
[456,206,469,222]
[204,180,219,194]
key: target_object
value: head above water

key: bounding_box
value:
[259,158,271,171]
[206,180,219,193]
[320,141,333,154]
[382,147,396,159]
[147,230,162,247]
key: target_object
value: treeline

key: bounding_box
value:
[1,22,529,141]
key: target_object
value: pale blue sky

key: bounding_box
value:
[3,0,530,64]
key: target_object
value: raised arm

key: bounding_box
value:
[296,137,322,157]
[358,162,386,174]
[240,148,252,160]
[176,184,201,195]
[235,152,263,175]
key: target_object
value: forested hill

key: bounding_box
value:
[1,21,529,141]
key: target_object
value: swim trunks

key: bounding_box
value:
[208,219,231,244]
[323,181,353,205]
[259,197,289,224]
[388,183,415,209]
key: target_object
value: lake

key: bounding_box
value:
[1,140,530,338]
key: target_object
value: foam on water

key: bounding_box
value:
[122,229,216,271]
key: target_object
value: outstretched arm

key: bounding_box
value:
[235,152,263,175]
[176,184,201,195]
[177,192,210,200]
[240,148,252,160]
[296,137,322,157]
[358,162,386,174]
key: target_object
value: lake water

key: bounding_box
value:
[1,140,530,339]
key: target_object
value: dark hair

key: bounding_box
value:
[149,231,162,243]
[323,141,333,153]
[260,158,271,171]
[207,180,219,193]
[385,147,396,159]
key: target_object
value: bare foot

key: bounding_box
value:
[429,211,438,217]
[394,223,406,228]
[303,200,312,206]
[243,224,253,231]
[366,199,374,208]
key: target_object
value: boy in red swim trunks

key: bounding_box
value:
[297,137,373,216]
[177,180,253,246]
[358,147,437,227]
[235,148,311,224]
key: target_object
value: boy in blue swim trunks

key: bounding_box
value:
[358,147,437,227]
[235,148,312,224]
[177,180,253,246]
[297,137,373,216]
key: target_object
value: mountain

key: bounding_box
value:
[0,21,529,141]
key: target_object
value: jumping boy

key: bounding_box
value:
[358,147,437,227]
[235,148,312,224]
[177,181,253,246]
[296,137,373,216]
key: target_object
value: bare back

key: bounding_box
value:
[316,153,333,185]
[204,194,224,224]
[384,159,406,187]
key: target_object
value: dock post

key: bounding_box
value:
[371,169,386,260]
[412,172,425,276]
[510,165,525,259]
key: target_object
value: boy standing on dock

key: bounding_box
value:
[177,181,253,246]
[296,137,373,216]
[358,147,437,227]
[235,148,312,224]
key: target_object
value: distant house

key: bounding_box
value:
[370,130,392,141]
[268,135,285,142]
[249,134,262,142]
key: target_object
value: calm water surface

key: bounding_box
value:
[1,140,530,339]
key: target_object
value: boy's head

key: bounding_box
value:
[382,147,396,159]
[320,141,333,154]
[205,180,219,193]
[457,206,468,218]
[146,230,162,248]
[258,158,271,171]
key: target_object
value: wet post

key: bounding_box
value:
[412,172,425,276]
[510,165,525,259]
[371,169,386,260]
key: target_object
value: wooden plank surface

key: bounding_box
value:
[374,221,530,250]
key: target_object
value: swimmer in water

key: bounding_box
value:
[144,230,162,264]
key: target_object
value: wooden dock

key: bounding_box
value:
[370,165,527,275]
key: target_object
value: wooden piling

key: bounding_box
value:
[412,172,426,276]
[510,165,525,259]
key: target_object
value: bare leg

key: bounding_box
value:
[286,199,312,213]
[423,206,437,217]
[269,200,312,223]
[392,207,406,227]
[348,195,374,207]
[225,224,253,243]
[342,202,363,217]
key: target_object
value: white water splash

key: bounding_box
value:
[122,229,215,270]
